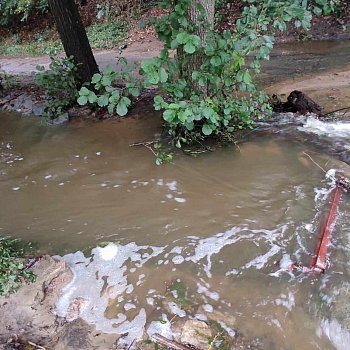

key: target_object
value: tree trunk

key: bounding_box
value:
[178,0,215,96]
[48,0,99,84]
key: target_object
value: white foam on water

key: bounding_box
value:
[124,303,136,311]
[299,117,350,138]
[203,304,213,313]
[314,169,336,202]
[174,197,186,203]
[196,283,220,301]
[54,242,164,340]
[218,321,236,337]
[186,227,242,277]
[194,313,208,321]
[275,292,295,311]
[146,297,154,306]
[167,301,186,317]
[244,244,281,270]
[100,243,119,260]
[319,319,350,350]
[172,255,185,264]
[147,314,174,339]
[166,181,178,191]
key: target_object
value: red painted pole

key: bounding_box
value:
[309,182,342,273]
[288,180,343,274]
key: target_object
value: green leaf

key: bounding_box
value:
[108,103,115,114]
[79,87,90,96]
[192,71,200,80]
[77,95,88,105]
[154,95,166,110]
[101,76,112,87]
[210,56,221,67]
[190,35,201,47]
[129,87,140,97]
[103,65,114,75]
[97,95,109,107]
[116,96,131,116]
[243,71,252,84]
[202,124,213,136]
[184,43,196,54]
[88,91,98,103]
[147,70,160,84]
[203,107,213,119]
[163,109,176,122]
[176,32,189,44]
[91,73,102,84]
[159,67,168,83]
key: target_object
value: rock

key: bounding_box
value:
[180,320,212,349]
[48,113,70,125]
[197,306,237,332]
[12,94,34,114]
[32,103,45,116]
[55,319,92,350]
[65,297,89,321]
[0,255,72,347]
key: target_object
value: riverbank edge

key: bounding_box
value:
[0,253,261,350]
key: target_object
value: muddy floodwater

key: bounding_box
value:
[1,108,350,349]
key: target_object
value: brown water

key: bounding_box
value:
[1,109,350,349]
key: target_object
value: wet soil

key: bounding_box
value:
[266,65,350,113]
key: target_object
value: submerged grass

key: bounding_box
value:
[0,237,36,296]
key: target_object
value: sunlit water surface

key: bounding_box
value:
[1,110,350,349]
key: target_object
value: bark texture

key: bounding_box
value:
[48,0,99,84]
[178,0,215,96]
[188,0,215,42]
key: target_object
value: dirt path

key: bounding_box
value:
[0,39,163,75]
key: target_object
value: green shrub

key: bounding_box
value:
[0,237,36,296]
[35,55,79,121]
[77,62,140,116]
[0,0,48,26]
[310,0,341,15]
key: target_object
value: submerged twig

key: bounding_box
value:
[302,152,327,173]
[303,152,350,191]
[129,140,160,157]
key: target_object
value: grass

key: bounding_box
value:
[86,20,127,50]
[0,29,62,56]
[0,20,127,57]
[0,237,36,296]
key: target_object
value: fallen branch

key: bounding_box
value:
[151,333,201,350]
[322,106,350,117]
[28,341,47,350]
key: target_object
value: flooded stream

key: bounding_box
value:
[1,108,350,349]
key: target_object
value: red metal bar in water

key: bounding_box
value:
[288,180,343,274]
[309,181,342,273]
